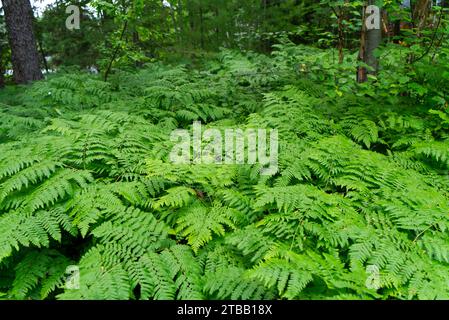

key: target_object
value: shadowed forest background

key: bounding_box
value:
[1,0,449,300]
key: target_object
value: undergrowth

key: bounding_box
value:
[1,44,449,300]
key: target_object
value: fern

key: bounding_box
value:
[2,47,449,301]
[10,249,72,299]
[175,201,236,253]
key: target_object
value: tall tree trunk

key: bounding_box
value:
[365,3,382,74]
[357,1,382,83]
[331,6,346,64]
[357,6,368,83]
[413,0,431,33]
[2,0,43,84]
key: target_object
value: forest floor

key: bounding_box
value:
[1,46,449,300]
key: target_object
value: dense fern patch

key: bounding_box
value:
[1,46,449,300]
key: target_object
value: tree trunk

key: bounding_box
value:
[357,8,368,83]
[393,20,401,43]
[357,1,382,83]
[365,4,382,74]
[413,0,431,33]
[37,36,49,74]
[2,0,43,84]
[331,6,345,64]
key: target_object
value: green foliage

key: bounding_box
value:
[2,43,449,301]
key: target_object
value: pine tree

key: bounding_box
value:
[2,0,43,84]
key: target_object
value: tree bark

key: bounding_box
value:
[2,0,43,84]
[365,4,382,74]
[413,0,431,33]
[393,20,401,43]
[357,4,368,83]
[357,1,382,83]
[331,7,345,64]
